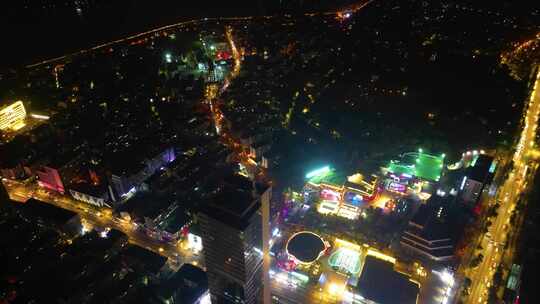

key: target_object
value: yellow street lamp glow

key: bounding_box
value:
[328,283,339,294]
[366,248,396,264]
[335,238,361,250]
[30,113,50,120]
[327,282,346,299]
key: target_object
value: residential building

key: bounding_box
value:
[107,147,176,201]
[156,264,209,304]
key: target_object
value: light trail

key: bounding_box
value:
[466,68,540,304]
[2,179,200,265]
[25,0,374,70]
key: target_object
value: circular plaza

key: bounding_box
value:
[286,231,327,265]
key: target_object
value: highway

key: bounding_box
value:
[466,69,540,304]
[25,0,374,70]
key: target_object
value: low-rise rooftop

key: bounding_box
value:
[356,255,419,304]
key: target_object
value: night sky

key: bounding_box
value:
[0,1,264,68]
[0,0,535,69]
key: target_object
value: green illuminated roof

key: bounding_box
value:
[308,169,346,186]
[387,163,416,177]
[387,152,444,181]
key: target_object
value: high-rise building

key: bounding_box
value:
[199,174,270,304]
[400,193,467,262]
[400,202,455,262]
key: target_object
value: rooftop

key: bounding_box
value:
[356,255,419,304]
[286,231,326,264]
[121,245,167,274]
[388,151,444,182]
[407,196,454,240]
[157,206,190,233]
[69,181,108,197]
[400,195,463,260]
[17,198,77,227]
[157,264,208,303]
[117,192,171,221]
[199,171,268,230]
[308,169,347,187]
[106,143,171,176]
[467,154,495,183]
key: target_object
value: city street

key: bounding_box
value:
[3,178,200,265]
[466,69,540,304]
[1,23,252,276]
[2,4,530,302]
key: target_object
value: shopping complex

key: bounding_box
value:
[383,149,445,198]
[303,150,445,220]
[272,231,420,304]
[304,166,379,220]
[306,149,446,213]
[268,150,454,302]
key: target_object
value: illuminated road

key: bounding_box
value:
[3,179,201,267]
[2,24,253,272]
[25,0,374,70]
[466,69,540,304]
[10,4,388,303]
[26,17,254,69]
[4,25,250,267]
[2,26,250,270]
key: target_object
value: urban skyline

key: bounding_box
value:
[1,1,539,304]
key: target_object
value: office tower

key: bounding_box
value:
[199,174,270,304]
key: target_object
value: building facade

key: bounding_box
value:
[400,198,456,262]
[37,166,65,193]
[108,147,176,201]
[0,101,26,131]
[69,183,110,208]
[459,155,496,207]
[199,178,270,304]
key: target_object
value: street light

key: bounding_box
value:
[438,269,455,287]
[165,53,172,63]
